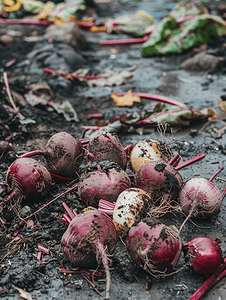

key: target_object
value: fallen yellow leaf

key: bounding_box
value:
[216,99,226,114]
[111,90,141,106]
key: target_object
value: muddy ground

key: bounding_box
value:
[1,0,226,299]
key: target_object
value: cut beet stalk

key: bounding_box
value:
[58,217,69,224]
[175,153,206,170]
[188,258,226,300]
[24,185,78,220]
[209,166,224,182]
[38,245,50,255]
[19,150,45,158]
[63,214,72,224]
[116,92,186,107]
[62,202,75,221]
[37,252,42,261]
[0,19,52,25]
[77,22,95,28]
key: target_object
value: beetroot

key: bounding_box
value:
[113,188,153,234]
[0,157,52,205]
[126,218,182,277]
[45,132,83,176]
[130,139,172,172]
[134,161,183,204]
[78,161,131,207]
[183,237,223,276]
[86,132,127,169]
[61,209,117,299]
[179,177,223,219]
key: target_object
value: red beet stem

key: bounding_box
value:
[24,185,78,220]
[50,173,71,183]
[3,72,24,119]
[175,153,206,170]
[62,202,75,221]
[98,208,114,215]
[100,37,149,46]
[77,22,95,28]
[63,214,72,224]
[19,150,46,158]
[87,114,103,118]
[0,18,52,25]
[188,258,226,300]
[124,144,133,154]
[38,244,50,255]
[209,166,224,182]
[79,138,90,144]
[37,251,42,261]
[58,217,69,224]
[99,199,116,209]
[221,186,226,199]
[44,68,110,79]
[168,153,180,167]
[116,92,186,107]
[72,210,78,217]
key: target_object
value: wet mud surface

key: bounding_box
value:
[1,0,226,299]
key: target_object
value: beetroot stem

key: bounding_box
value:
[124,144,133,153]
[175,153,206,170]
[221,186,226,199]
[3,72,24,119]
[209,166,224,182]
[0,19,52,25]
[24,185,78,220]
[168,153,180,167]
[116,92,186,107]
[188,258,226,300]
[62,202,75,220]
[19,150,46,158]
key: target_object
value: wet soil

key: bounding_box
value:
[1,0,226,299]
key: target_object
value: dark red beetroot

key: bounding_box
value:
[183,237,223,276]
[0,157,52,205]
[86,132,127,169]
[45,132,83,176]
[126,218,182,278]
[78,161,131,207]
[134,161,183,204]
[61,209,117,299]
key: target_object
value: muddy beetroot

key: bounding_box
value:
[134,161,183,204]
[126,218,182,277]
[113,188,153,234]
[183,237,223,276]
[130,139,172,172]
[78,161,131,207]
[86,132,127,169]
[61,209,117,299]
[45,132,83,176]
[0,157,52,205]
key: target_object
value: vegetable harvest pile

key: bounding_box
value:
[0,131,226,300]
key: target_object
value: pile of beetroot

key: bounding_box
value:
[1,131,226,299]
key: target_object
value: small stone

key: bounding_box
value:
[0,34,14,45]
